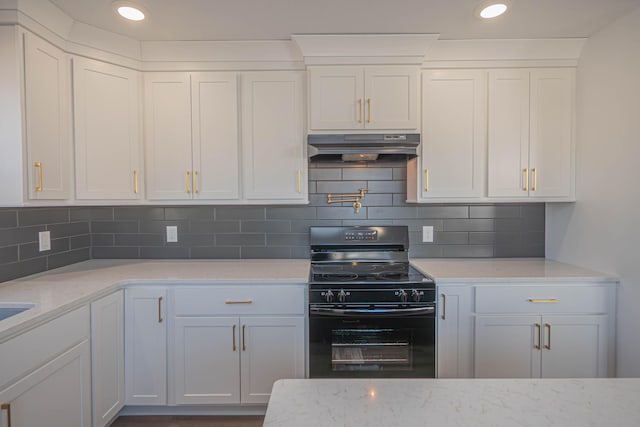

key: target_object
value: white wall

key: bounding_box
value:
[546,7,640,377]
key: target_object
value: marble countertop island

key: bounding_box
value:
[264,378,640,427]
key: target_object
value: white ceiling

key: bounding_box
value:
[49,0,640,41]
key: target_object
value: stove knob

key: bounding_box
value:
[338,289,347,303]
[398,289,408,303]
[324,290,334,303]
[411,289,422,302]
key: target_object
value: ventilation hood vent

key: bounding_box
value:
[308,134,420,162]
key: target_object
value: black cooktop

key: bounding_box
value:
[309,262,433,286]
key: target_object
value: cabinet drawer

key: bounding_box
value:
[0,306,90,389]
[172,285,305,316]
[474,285,612,314]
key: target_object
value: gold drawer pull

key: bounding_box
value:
[534,323,541,350]
[424,169,429,192]
[134,170,139,194]
[242,324,246,351]
[185,171,191,193]
[297,169,301,193]
[544,323,551,350]
[193,170,199,194]
[1,403,11,427]
[225,300,253,305]
[532,167,537,192]
[528,299,559,303]
[232,324,237,351]
[366,98,371,123]
[34,162,43,192]
[357,99,363,123]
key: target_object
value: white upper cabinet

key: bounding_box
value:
[488,68,574,200]
[309,66,419,131]
[23,32,72,200]
[191,72,240,200]
[410,70,486,202]
[73,57,142,200]
[241,71,307,201]
[144,72,194,200]
[144,72,240,201]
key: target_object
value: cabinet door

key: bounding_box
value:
[437,286,473,378]
[241,71,307,201]
[529,68,574,199]
[191,72,240,200]
[421,70,486,199]
[487,69,530,198]
[474,315,542,378]
[364,66,418,130]
[91,291,124,427]
[124,287,167,405]
[23,32,71,200]
[74,57,141,200]
[144,72,193,200]
[540,315,608,378]
[172,317,240,405]
[0,341,91,427]
[240,317,305,404]
[308,66,363,130]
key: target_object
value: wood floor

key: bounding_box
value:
[110,416,264,427]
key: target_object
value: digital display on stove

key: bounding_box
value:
[344,229,378,241]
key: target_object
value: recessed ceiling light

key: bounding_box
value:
[113,2,147,21]
[476,1,510,19]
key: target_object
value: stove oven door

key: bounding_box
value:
[309,306,435,378]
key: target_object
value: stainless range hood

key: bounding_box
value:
[308,134,420,162]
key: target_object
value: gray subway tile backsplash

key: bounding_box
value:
[0,161,545,283]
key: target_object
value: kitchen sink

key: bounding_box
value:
[0,303,35,321]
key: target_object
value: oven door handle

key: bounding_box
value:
[310,306,435,317]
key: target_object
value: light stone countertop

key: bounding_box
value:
[0,259,310,341]
[411,258,618,283]
[0,258,617,341]
[263,378,640,427]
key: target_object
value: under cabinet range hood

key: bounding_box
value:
[308,134,420,162]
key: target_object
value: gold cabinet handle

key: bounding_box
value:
[225,300,253,305]
[185,171,191,193]
[242,324,246,351]
[534,323,541,350]
[528,299,559,303]
[440,293,446,320]
[532,167,537,192]
[357,99,363,123]
[523,168,529,192]
[232,324,237,352]
[1,403,11,427]
[424,169,429,192]
[193,170,198,194]
[544,323,551,350]
[366,98,371,123]
[297,169,301,193]
[34,162,43,192]
[158,296,163,323]
[133,170,139,194]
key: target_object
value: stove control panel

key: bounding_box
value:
[344,229,378,241]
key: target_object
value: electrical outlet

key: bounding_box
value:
[166,226,178,243]
[39,231,51,251]
[422,226,434,243]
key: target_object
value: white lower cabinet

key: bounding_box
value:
[124,287,168,405]
[170,285,306,405]
[436,285,473,378]
[172,315,304,405]
[0,307,91,427]
[91,291,125,426]
[475,314,608,378]
[473,284,614,378]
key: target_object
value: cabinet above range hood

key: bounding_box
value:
[308,134,420,162]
